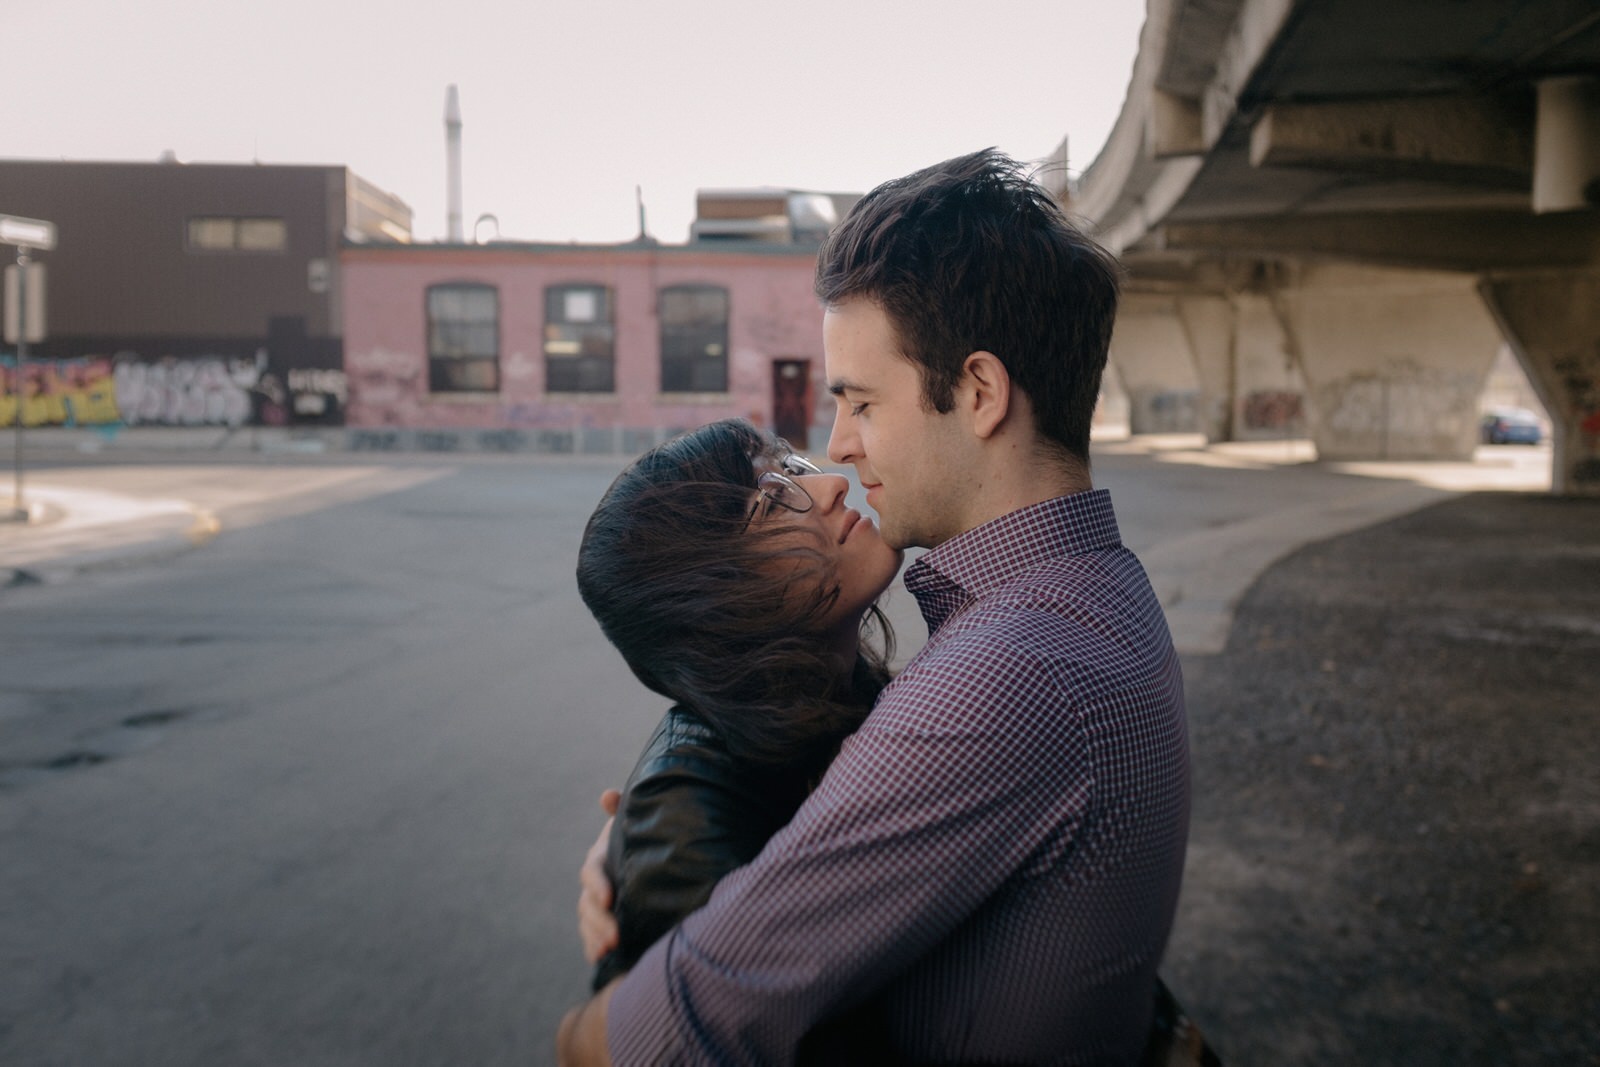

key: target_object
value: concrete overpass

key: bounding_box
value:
[1053,0,1600,493]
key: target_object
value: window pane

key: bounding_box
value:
[660,360,692,393]
[660,286,728,393]
[578,357,614,392]
[429,287,466,319]
[461,287,498,320]
[660,290,692,326]
[237,218,286,251]
[545,286,614,393]
[427,285,499,392]
[547,285,609,324]
[430,356,499,392]
[697,288,728,319]
[690,357,727,392]
[563,290,598,322]
[188,218,236,249]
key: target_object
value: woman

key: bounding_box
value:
[575,418,902,992]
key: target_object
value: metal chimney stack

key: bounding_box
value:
[445,85,463,242]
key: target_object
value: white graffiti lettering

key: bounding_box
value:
[286,368,348,405]
[113,356,261,428]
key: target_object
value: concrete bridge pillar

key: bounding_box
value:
[1481,270,1600,495]
[1280,264,1501,461]
[1109,287,1311,443]
[1172,295,1234,441]
[1093,357,1132,436]
[1229,290,1308,443]
[1108,293,1202,434]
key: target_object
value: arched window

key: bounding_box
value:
[426,283,499,393]
[544,284,615,393]
[659,285,728,393]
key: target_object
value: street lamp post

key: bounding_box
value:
[1,214,56,523]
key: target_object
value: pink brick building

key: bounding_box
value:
[340,241,827,453]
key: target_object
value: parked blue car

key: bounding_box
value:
[1480,408,1543,445]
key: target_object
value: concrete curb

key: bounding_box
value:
[13,426,343,455]
[4,532,206,588]
[1,486,217,589]
[1144,480,1453,655]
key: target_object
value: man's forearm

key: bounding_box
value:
[557,981,616,1067]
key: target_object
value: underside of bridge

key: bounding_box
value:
[1063,0,1600,492]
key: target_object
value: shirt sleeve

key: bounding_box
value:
[607,632,1096,1065]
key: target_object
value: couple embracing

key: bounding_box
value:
[559,150,1202,1066]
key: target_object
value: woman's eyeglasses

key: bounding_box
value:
[746,453,824,525]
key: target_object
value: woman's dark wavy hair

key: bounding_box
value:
[577,419,895,770]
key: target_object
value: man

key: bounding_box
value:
[560,149,1190,1065]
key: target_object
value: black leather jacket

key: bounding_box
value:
[590,707,893,1061]
[592,705,813,990]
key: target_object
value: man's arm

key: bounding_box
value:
[605,641,1097,1061]
[556,980,616,1067]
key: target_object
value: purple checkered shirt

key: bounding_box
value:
[609,489,1190,1065]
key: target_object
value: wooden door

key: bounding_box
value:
[772,359,811,447]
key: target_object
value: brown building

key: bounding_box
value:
[0,159,410,429]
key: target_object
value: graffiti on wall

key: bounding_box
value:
[1129,389,1198,434]
[345,347,426,426]
[1,352,344,429]
[346,346,608,440]
[286,368,347,419]
[112,356,260,427]
[1,356,123,427]
[1316,367,1483,457]
[1579,407,1600,484]
[1553,352,1600,483]
[1242,390,1305,431]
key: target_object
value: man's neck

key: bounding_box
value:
[956,443,1091,535]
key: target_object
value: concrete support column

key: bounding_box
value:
[1281,264,1502,460]
[1173,295,1234,441]
[1109,293,1202,434]
[1093,358,1131,437]
[1231,290,1308,442]
[1533,76,1600,215]
[1480,270,1600,495]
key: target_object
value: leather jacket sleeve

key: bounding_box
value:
[592,707,809,991]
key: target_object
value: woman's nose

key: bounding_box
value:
[798,473,849,512]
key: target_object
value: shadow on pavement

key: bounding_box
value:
[1170,492,1600,1065]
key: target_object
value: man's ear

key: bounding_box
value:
[962,351,1012,439]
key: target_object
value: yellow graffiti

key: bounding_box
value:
[0,359,122,427]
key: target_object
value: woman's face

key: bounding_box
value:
[748,460,903,636]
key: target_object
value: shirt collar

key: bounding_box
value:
[902,489,1122,634]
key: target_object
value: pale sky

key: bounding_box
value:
[8,0,1145,244]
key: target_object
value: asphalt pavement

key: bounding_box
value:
[1168,489,1600,1066]
[2,430,1589,1065]
[2,428,1556,659]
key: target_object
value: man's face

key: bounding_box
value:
[824,298,969,551]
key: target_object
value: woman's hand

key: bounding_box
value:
[578,789,622,963]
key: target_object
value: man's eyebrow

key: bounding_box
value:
[826,378,869,397]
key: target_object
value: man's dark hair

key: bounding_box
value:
[576,419,893,771]
[815,148,1122,463]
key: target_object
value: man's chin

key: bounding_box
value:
[881,528,913,553]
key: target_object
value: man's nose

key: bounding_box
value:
[826,408,856,465]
